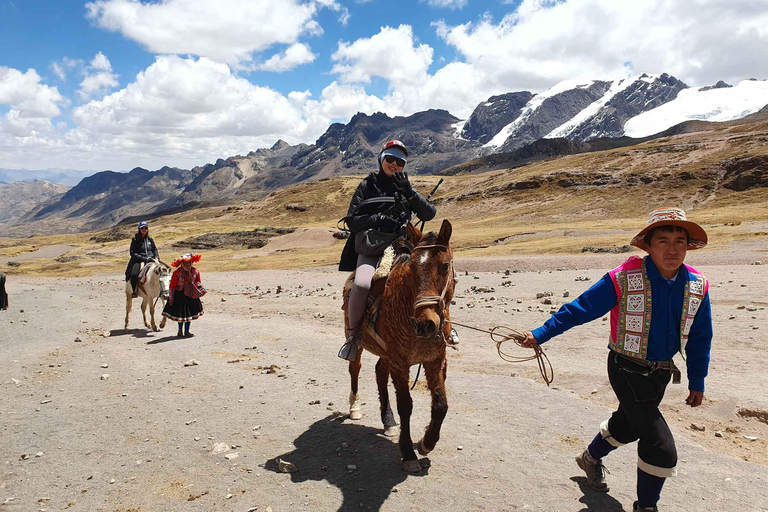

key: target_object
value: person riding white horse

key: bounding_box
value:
[124,259,171,332]
[125,221,160,298]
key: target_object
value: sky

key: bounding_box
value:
[1,0,767,172]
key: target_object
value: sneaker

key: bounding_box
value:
[633,501,658,512]
[338,332,361,361]
[448,328,460,346]
[576,449,609,492]
[132,291,139,298]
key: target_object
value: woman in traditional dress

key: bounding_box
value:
[162,253,206,337]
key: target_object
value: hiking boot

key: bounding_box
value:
[338,331,361,361]
[633,501,658,512]
[185,332,194,338]
[576,449,609,492]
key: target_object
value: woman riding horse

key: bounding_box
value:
[125,221,159,298]
[337,140,436,360]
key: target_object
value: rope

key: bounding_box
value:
[450,321,554,386]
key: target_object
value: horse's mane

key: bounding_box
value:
[392,231,444,267]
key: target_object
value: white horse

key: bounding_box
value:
[124,260,172,331]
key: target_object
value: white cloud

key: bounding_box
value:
[78,52,119,100]
[85,0,340,65]
[423,0,467,9]
[259,43,317,72]
[0,67,66,136]
[332,25,433,86]
[436,0,768,92]
[50,56,82,82]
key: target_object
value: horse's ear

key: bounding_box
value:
[406,221,422,246]
[437,219,452,245]
[154,266,161,274]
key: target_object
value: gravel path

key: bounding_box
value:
[1,259,767,512]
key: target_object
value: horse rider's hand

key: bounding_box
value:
[392,171,415,198]
[375,213,401,232]
[520,331,539,349]
[685,390,704,407]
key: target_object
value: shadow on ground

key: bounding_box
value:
[571,476,627,512]
[268,413,423,512]
[109,328,152,338]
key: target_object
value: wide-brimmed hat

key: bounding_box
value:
[171,253,202,267]
[630,207,707,252]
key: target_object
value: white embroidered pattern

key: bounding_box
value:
[627,272,644,292]
[688,297,701,316]
[624,334,641,353]
[627,294,644,312]
[626,315,643,332]
[683,316,694,336]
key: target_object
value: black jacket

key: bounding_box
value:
[0,272,7,310]
[338,171,436,271]
[129,230,159,263]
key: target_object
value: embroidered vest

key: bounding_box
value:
[608,256,708,360]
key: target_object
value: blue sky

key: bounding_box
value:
[1,0,766,172]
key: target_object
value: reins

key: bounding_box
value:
[450,321,554,386]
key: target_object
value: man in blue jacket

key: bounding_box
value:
[522,207,713,512]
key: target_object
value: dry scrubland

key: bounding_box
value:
[2,117,768,277]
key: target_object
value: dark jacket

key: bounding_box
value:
[0,272,7,311]
[129,230,159,263]
[338,171,436,271]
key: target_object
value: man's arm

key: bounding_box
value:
[684,292,713,405]
[522,274,618,347]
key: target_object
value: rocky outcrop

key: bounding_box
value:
[461,92,534,144]
[721,156,768,191]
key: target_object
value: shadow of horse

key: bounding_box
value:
[109,328,152,338]
[267,413,424,512]
[570,476,627,512]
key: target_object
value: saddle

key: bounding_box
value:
[342,246,397,355]
[134,262,153,295]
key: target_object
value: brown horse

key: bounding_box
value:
[347,219,455,473]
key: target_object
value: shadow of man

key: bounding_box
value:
[267,413,418,512]
[570,476,627,512]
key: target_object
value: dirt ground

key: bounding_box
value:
[1,250,767,512]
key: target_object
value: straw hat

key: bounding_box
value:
[630,207,707,252]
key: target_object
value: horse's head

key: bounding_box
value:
[154,262,172,300]
[404,220,455,341]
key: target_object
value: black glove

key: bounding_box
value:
[374,213,401,232]
[392,171,415,198]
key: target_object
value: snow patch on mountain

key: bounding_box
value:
[483,79,595,148]
[624,80,768,137]
[451,119,468,140]
[544,74,656,139]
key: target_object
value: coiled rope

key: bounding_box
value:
[450,321,554,386]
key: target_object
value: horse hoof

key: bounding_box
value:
[383,426,399,437]
[417,439,432,456]
[350,410,362,420]
[152,326,159,332]
[403,459,422,474]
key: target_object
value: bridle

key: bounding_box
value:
[410,244,453,343]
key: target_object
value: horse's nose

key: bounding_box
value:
[415,319,438,340]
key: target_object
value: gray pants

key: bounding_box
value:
[347,253,379,333]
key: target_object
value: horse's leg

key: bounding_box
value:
[376,358,398,437]
[418,356,449,456]
[124,287,132,329]
[391,368,419,473]
[159,303,167,329]
[149,298,158,331]
[141,298,151,329]
[349,350,362,420]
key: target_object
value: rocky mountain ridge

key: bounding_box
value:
[3,73,766,236]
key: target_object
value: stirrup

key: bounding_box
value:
[338,334,361,361]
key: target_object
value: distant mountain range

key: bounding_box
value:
[0,168,96,187]
[1,73,766,236]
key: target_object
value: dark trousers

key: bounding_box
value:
[606,351,677,477]
[126,260,142,292]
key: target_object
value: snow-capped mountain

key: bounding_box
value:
[623,79,768,137]
[470,73,689,152]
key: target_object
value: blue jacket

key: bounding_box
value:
[531,257,713,392]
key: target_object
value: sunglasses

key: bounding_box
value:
[383,155,406,167]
